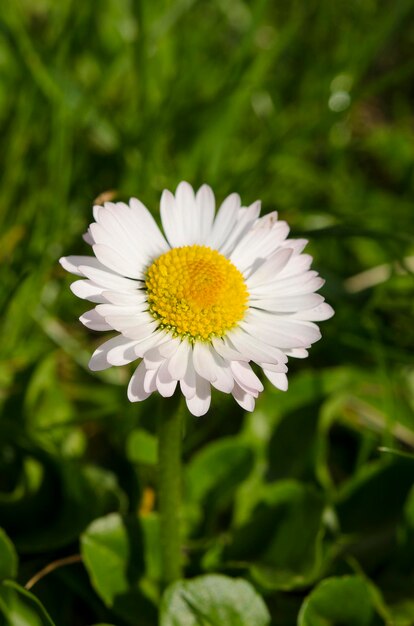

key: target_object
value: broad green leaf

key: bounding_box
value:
[186,437,254,507]
[24,351,73,436]
[160,574,270,626]
[266,403,320,481]
[81,512,157,626]
[0,440,126,554]
[404,484,414,529]
[259,367,359,420]
[223,480,325,589]
[298,576,380,626]
[399,484,414,571]
[336,457,414,533]
[13,460,127,553]
[126,429,158,465]
[0,580,56,626]
[387,600,414,626]
[0,528,17,580]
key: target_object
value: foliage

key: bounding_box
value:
[1,0,414,624]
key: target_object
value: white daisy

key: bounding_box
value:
[60,182,333,416]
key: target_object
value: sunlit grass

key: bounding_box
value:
[1,0,414,623]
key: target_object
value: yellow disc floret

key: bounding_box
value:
[145,245,248,341]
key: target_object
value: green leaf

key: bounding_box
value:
[186,437,254,508]
[13,461,127,553]
[378,447,414,462]
[298,576,380,626]
[223,480,325,589]
[126,428,158,465]
[0,580,56,626]
[336,457,414,533]
[160,574,270,626]
[387,600,414,626]
[81,512,157,626]
[0,528,17,580]
[0,439,127,555]
[399,484,414,570]
[266,403,320,481]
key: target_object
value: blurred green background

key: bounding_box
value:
[1,0,414,624]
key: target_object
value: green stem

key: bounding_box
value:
[158,396,184,587]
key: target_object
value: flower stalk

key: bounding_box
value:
[158,396,184,587]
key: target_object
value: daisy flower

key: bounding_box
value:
[60,182,333,416]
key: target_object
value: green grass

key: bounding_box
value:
[1,0,414,624]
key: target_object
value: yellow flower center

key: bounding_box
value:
[145,245,248,341]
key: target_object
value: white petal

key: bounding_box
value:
[230,221,290,272]
[104,311,154,331]
[144,368,158,393]
[249,273,324,298]
[160,190,181,247]
[128,361,151,402]
[160,182,202,247]
[219,201,261,257]
[89,335,137,371]
[156,361,178,397]
[97,204,150,260]
[93,204,101,221]
[79,309,112,331]
[92,244,143,280]
[134,330,170,357]
[207,193,241,250]
[193,342,218,382]
[158,338,183,358]
[102,290,147,306]
[276,253,313,279]
[175,181,199,245]
[246,248,293,287]
[227,328,287,364]
[186,374,211,416]
[266,319,321,345]
[144,337,181,370]
[232,383,256,412]
[180,350,197,399]
[207,346,234,393]
[90,220,147,270]
[192,342,233,392]
[258,360,290,372]
[196,184,215,243]
[249,293,324,313]
[240,315,320,350]
[83,230,94,245]
[256,211,279,227]
[79,265,139,291]
[230,361,264,394]
[280,238,308,255]
[283,349,309,359]
[160,183,200,248]
[97,201,164,262]
[129,197,169,257]
[120,320,159,340]
[106,338,141,366]
[167,340,191,380]
[60,255,102,277]
[263,369,288,391]
[96,303,147,317]
[70,280,108,303]
[292,303,334,321]
[240,320,304,351]
[211,337,247,362]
